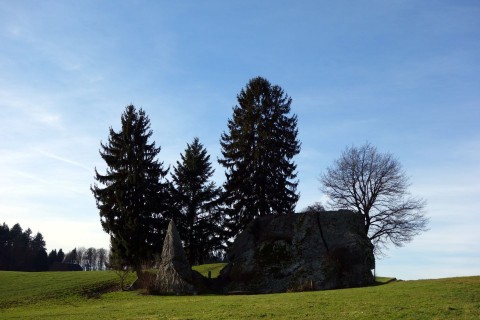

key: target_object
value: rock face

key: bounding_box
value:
[155,220,196,294]
[220,211,375,293]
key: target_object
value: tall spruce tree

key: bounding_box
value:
[171,137,224,265]
[0,223,9,270]
[31,232,49,271]
[91,105,169,271]
[219,77,300,233]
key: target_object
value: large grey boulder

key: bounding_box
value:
[220,211,375,293]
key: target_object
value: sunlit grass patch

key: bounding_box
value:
[192,262,227,278]
[1,270,479,319]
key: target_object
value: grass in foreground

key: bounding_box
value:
[0,270,479,319]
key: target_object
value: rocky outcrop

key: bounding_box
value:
[220,211,375,293]
[155,220,197,294]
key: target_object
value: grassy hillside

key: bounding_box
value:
[0,270,132,309]
[0,270,479,319]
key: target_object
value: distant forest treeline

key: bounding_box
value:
[0,222,108,271]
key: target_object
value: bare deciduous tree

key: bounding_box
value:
[320,143,428,254]
[301,202,326,213]
[97,248,108,270]
[85,247,97,271]
[76,247,86,269]
[66,247,108,270]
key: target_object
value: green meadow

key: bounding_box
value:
[192,263,227,278]
[1,267,479,319]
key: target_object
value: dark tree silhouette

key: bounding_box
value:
[31,232,49,271]
[10,224,28,270]
[57,249,65,263]
[63,248,78,264]
[219,77,300,234]
[0,223,9,269]
[320,142,428,253]
[48,249,58,266]
[171,137,224,265]
[0,222,49,271]
[91,105,170,272]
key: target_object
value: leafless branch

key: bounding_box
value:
[320,143,428,254]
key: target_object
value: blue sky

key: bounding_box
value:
[1,0,479,280]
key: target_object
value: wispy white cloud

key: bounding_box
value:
[0,92,64,130]
[34,148,91,172]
